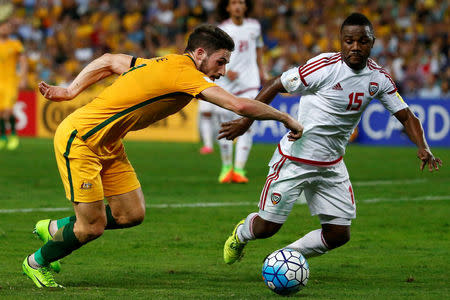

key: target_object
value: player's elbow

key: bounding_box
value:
[230,99,253,117]
[231,102,248,116]
[99,53,124,74]
[100,53,116,71]
[100,53,113,64]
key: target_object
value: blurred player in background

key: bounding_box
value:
[221,13,442,265]
[215,0,266,184]
[22,24,303,288]
[0,17,27,150]
[198,0,265,184]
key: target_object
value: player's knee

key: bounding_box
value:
[88,226,105,240]
[253,217,282,239]
[75,222,105,243]
[322,225,350,249]
[332,230,350,248]
[125,210,145,226]
[116,206,145,227]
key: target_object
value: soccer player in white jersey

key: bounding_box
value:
[199,0,265,183]
[220,13,442,265]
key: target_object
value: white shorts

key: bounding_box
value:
[198,100,216,114]
[258,148,356,224]
[215,89,259,129]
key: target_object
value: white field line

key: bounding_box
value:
[0,196,449,214]
[352,178,427,186]
[362,195,450,203]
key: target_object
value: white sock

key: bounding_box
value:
[285,229,329,258]
[234,130,253,169]
[199,115,214,148]
[28,254,43,269]
[218,138,233,166]
[236,212,258,243]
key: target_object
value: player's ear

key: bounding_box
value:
[195,48,207,60]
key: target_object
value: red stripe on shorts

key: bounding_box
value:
[349,185,355,205]
[259,157,284,209]
[259,157,287,210]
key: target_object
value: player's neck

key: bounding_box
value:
[231,16,244,26]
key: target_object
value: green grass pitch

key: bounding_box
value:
[0,138,449,299]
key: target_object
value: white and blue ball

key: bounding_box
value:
[262,248,309,296]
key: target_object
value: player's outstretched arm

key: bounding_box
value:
[38,53,133,102]
[200,85,302,141]
[394,107,442,172]
[218,76,286,140]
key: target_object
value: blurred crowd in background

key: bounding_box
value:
[8,0,450,98]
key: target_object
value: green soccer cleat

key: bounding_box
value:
[34,219,61,273]
[22,257,63,288]
[232,168,249,183]
[218,165,233,183]
[6,134,19,150]
[224,219,247,264]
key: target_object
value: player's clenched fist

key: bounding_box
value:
[38,81,74,102]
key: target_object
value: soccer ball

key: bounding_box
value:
[262,248,309,296]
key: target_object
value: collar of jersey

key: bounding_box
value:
[183,53,197,68]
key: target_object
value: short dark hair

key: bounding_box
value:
[341,13,374,37]
[217,0,253,22]
[184,24,235,54]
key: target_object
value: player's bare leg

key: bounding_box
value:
[29,187,146,282]
[106,187,146,228]
[23,200,105,288]
[225,213,350,263]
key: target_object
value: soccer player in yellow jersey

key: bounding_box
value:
[22,25,304,288]
[0,19,27,150]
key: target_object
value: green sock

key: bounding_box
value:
[35,221,82,265]
[104,205,122,229]
[9,115,16,135]
[55,205,122,231]
[0,118,5,138]
[56,216,76,229]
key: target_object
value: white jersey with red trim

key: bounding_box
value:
[216,18,263,96]
[279,52,408,164]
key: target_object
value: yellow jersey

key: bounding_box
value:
[66,54,217,155]
[0,38,24,86]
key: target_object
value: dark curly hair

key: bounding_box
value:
[185,24,235,54]
[217,0,253,22]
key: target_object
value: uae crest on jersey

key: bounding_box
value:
[271,192,282,205]
[369,82,379,96]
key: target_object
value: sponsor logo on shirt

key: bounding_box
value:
[271,192,282,205]
[332,82,343,90]
[369,82,379,96]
